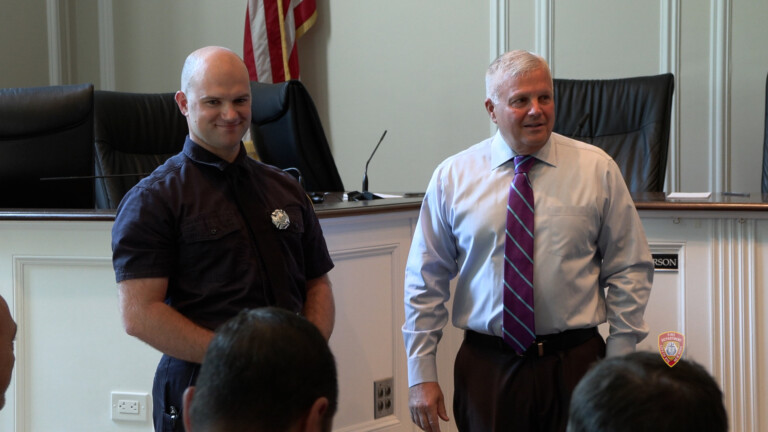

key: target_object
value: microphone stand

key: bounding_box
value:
[348,130,387,201]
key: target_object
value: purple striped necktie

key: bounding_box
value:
[502,155,536,354]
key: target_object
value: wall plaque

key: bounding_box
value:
[652,253,679,271]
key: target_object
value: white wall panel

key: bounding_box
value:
[320,212,414,431]
[677,1,713,191]
[0,221,159,432]
[506,0,538,53]
[552,0,661,79]
[0,209,424,432]
[729,0,768,193]
[0,1,50,87]
[16,257,157,432]
[298,0,491,195]
[111,0,245,92]
[637,211,768,432]
[757,220,768,430]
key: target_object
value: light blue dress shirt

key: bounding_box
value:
[403,132,653,386]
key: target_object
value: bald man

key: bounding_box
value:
[0,295,16,411]
[111,46,335,432]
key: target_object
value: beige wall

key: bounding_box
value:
[297,1,491,193]
[1,1,767,194]
[0,0,49,87]
[110,0,246,92]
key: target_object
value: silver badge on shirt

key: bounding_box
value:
[271,209,290,230]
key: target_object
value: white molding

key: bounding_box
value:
[13,255,113,432]
[98,0,116,90]
[534,0,555,73]
[46,0,62,85]
[490,0,508,62]
[326,243,410,432]
[712,219,759,432]
[739,220,759,432]
[490,0,508,137]
[333,417,401,432]
[648,241,687,334]
[660,0,681,192]
[329,243,398,261]
[708,0,732,193]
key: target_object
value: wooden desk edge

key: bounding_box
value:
[0,197,425,221]
[3,194,767,221]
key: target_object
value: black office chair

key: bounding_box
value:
[0,83,95,208]
[93,90,188,209]
[762,73,768,194]
[553,73,674,193]
[250,80,344,192]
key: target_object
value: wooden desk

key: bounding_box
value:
[633,191,768,213]
[0,197,423,432]
[431,193,768,432]
[631,193,768,432]
[1,194,766,431]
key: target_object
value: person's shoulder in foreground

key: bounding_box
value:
[183,307,338,432]
[567,351,728,432]
[0,294,16,411]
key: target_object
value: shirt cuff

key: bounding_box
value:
[605,333,637,357]
[407,354,438,387]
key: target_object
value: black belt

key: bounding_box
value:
[465,327,599,357]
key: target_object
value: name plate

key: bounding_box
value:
[652,253,679,271]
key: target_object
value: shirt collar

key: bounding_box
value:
[490,130,557,170]
[182,136,249,172]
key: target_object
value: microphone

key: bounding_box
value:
[571,113,591,142]
[40,173,152,181]
[363,130,387,193]
[348,130,387,201]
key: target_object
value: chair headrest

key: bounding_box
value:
[553,73,674,137]
[250,81,292,124]
[0,83,94,136]
[94,90,188,154]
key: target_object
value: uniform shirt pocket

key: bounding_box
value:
[178,211,248,281]
[181,211,241,244]
[538,206,597,258]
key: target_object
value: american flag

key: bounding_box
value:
[243,0,317,83]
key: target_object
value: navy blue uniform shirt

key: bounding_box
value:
[111,137,334,330]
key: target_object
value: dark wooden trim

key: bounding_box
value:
[3,193,767,221]
[632,192,768,212]
[0,209,116,221]
[312,196,423,218]
[0,195,424,221]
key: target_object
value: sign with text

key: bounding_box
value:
[652,253,679,271]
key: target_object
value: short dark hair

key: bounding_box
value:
[567,351,727,432]
[189,307,338,432]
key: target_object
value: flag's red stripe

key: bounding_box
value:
[293,0,315,27]
[243,4,259,81]
[263,0,285,82]
[245,0,316,83]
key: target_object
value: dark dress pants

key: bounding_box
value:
[453,332,605,432]
[153,354,200,432]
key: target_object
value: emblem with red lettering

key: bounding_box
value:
[658,331,685,367]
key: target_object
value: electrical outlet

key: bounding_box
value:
[373,378,394,419]
[111,392,149,422]
[118,399,139,414]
